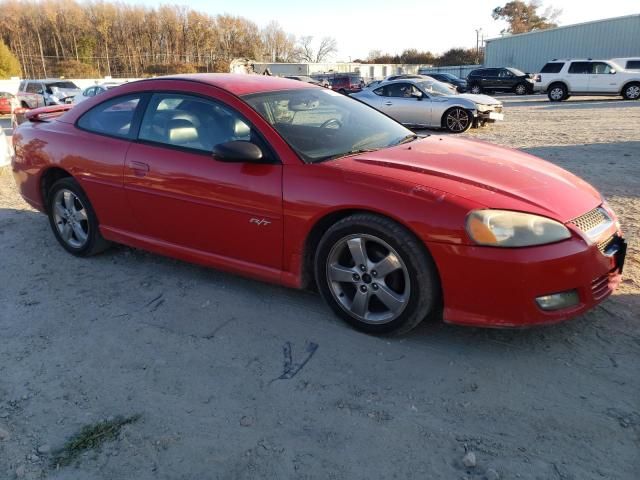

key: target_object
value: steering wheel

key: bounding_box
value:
[320,118,343,129]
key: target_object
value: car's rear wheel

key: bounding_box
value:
[548,84,567,102]
[622,82,640,100]
[514,83,528,95]
[47,177,110,256]
[443,107,472,133]
[469,84,482,94]
[315,214,440,335]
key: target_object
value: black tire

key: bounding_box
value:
[469,84,482,95]
[338,88,347,95]
[20,101,29,108]
[514,83,528,95]
[442,107,473,133]
[314,213,440,335]
[47,177,111,256]
[621,82,640,100]
[547,83,568,102]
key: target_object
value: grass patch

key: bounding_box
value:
[50,414,141,469]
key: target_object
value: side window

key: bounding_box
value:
[138,93,253,153]
[591,62,613,74]
[498,69,513,78]
[568,62,591,74]
[18,81,26,91]
[386,83,413,98]
[26,82,41,94]
[373,87,384,96]
[541,63,564,73]
[85,87,96,97]
[77,94,142,138]
[626,60,640,70]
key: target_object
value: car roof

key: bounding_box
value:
[375,77,438,88]
[131,73,315,95]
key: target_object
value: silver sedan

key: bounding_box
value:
[351,78,503,133]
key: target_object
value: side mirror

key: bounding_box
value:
[610,69,616,74]
[411,91,423,100]
[213,140,263,163]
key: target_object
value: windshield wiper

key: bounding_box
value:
[314,148,379,163]
[391,134,419,146]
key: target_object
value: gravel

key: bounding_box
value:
[1,98,639,479]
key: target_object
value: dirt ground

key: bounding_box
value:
[0,96,639,480]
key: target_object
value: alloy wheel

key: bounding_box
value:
[445,108,471,133]
[515,84,527,95]
[549,87,564,101]
[326,234,410,324]
[626,85,640,99]
[52,189,90,249]
[470,85,481,94]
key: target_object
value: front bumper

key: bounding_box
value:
[426,232,625,328]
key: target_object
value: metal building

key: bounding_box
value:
[485,14,640,73]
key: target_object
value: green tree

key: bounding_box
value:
[492,1,561,34]
[0,39,21,78]
[436,48,481,66]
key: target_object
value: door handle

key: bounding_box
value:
[384,101,393,105]
[128,160,149,177]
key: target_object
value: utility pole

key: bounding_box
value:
[475,28,483,64]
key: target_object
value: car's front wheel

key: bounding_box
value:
[622,82,640,100]
[47,177,110,256]
[443,107,473,133]
[514,83,528,95]
[548,84,567,102]
[315,214,440,335]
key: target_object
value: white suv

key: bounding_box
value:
[534,59,640,101]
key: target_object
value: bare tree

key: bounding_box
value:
[315,36,337,63]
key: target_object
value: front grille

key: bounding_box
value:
[597,235,615,254]
[591,274,611,301]
[571,207,610,235]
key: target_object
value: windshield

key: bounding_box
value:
[46,81,79,90]
[508,68,525,76]
[416,80,454,96]
[243,88,414,163]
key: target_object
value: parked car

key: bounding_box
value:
[17,79,81,108]
[0,127,11,167]
[423,73,468,93]
[534,59,640,101]
[12,75,625,334]
[467,67,534,95]
[0,92,18,115]
[611,58,640,71]
[73,83,121,104]
[328,74,364,94]
[351,78,503,133]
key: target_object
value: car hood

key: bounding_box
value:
[329,136,601,222]
[48,87,81,100]
[456,93,501,105]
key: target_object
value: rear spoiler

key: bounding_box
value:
[25,104,73,122]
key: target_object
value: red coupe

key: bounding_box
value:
[11,74,626,334]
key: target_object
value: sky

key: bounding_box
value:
[133,0,639,60]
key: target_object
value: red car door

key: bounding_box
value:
[123,91,283,270]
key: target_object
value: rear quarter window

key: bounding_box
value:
[626,60,640,70]
[77,94,142,139]
[541,63,564,73]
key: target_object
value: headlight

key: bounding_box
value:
[466,210,571,247]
